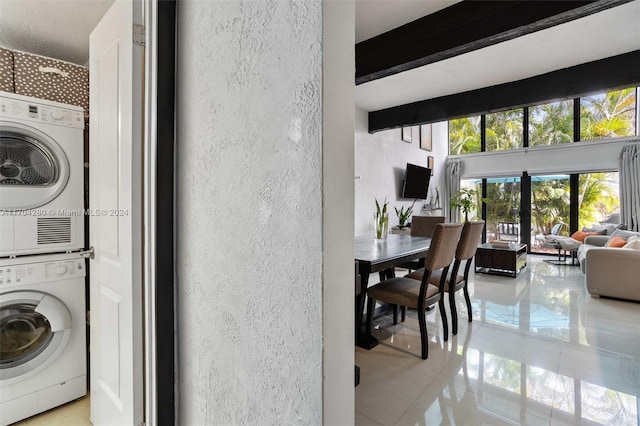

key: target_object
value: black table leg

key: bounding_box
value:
[356,263,378,349]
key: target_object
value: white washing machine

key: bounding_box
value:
[0,252,87,425]
[0,92,84,257]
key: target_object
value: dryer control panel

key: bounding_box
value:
[0,259,85,287]
[0,94,84,130]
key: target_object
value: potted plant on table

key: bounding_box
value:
[395,200,416,229]
[375,198,389,241]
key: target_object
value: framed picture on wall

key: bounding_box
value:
[402,127,412,143]
[420,124,432,151]
[427,156,434,175]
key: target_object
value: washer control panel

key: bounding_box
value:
[0,95,84,130]
[0,259,85,287]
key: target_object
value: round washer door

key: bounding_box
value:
[0,121,70,210]
[0,291,72,382]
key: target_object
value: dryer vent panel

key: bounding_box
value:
[37,217,71,245]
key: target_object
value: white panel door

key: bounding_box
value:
[89,0,144,425]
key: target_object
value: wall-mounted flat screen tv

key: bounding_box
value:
[402,163,431,199]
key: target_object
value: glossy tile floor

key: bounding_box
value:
[356,256,640,426]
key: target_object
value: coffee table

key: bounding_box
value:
[475,243,527,278]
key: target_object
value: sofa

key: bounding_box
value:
[577,229,640,301]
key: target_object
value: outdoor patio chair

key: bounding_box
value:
[496,221,520,242]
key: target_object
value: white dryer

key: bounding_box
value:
[0,252,87,425]
[0,92,84,257]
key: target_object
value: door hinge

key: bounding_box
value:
[133,24,145,47]
[80,247,95,260]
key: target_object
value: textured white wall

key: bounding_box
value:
[176,0,323,424]
[355,108,448,235]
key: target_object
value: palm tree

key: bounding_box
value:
[449,116,481,154]
[531,179,570,235]
[529,101,574,146]
[581,88,636,140]
[578,173,619,229]
[486,109,524,151]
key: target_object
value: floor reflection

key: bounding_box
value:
[356,256,640,426]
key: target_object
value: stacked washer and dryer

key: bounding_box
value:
[0,92,88,425]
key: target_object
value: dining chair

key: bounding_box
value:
[407,221,485,336]
[393,215,446,324]
[366,222,463,359]
[397,216,445,273]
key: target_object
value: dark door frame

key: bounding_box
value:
[155,1,176,423]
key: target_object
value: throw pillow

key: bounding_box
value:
[627,235,640,244]
[611,229,640,241]
[623,239,640,250]
[571,231,598,242]
[605,236,627,248]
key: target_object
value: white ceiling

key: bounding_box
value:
[355,0,460,43]
[0,0,114,65]
[1,0,637,110]
[355,0,640,112]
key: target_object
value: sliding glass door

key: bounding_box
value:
[485,177,522,243]
[530,175,571,254]
[470,172,620,255]
[578,172,620,229]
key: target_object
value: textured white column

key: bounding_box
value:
[176,0,323,423]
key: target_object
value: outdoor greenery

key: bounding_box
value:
[578,173,619,230]
[449,87,637,152]
[448,115,481,154]
[449,188,486,221]
[531,178,569,235]
[463,173,619,238]
[486,109,523,151]
[581,88,637,140]
[449,87,635,238]
[529,100,574,146]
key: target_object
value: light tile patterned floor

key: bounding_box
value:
[12,394,90,426]
[356,256,640,426]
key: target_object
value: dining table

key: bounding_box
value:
[354,233,431,349]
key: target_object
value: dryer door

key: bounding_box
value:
[0,122,70,210]
[0,291,72,382]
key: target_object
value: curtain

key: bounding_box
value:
[445,159,461,222]
[619,142,640,231]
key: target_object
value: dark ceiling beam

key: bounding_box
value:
[356,0,633,85]
[368,50,640,133]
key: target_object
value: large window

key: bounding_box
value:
[580,88,637,141]
[448,116,481,154]
[486,109,523,151]
[528,100,573,146]
[578,172,619,230]
[448,86,638,154]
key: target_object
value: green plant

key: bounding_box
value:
[449,188,486,221]
[395,200,416,228]
[375,198,389,239]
